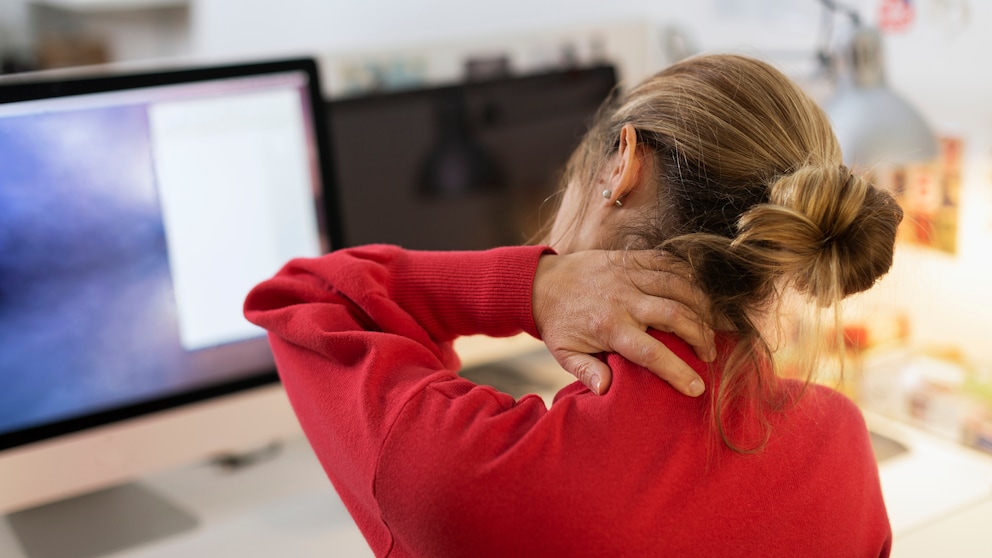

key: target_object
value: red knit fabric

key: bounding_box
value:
[244,244,891,557]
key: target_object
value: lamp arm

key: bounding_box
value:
[815,0,863,80]
[817,0,862,26]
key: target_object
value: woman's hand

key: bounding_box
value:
[532,250,715,396]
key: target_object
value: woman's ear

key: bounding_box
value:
[604,123,643,206]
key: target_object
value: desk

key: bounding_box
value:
[2,338,991,557]
[0,334,548,558]
[865,410,992,557]
[0,433,373,558]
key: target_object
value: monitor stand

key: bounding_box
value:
[5,483,198,558]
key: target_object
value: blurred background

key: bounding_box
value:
[1,0,990,553]
[2,0,989,465]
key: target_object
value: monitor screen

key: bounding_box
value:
[0,59,334,452]
[327,65,616,250]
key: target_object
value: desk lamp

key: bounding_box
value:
[819,0,938,167]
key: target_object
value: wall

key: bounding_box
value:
[0,0,31,54]
[187,0,824,84]
[858,1,992,364]
[192,0,635,57]
[0,1,190,65]
[188,0,989,364]
[3,0,990,364]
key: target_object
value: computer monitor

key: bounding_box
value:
[326,65,617,250]
[0,58,337,551]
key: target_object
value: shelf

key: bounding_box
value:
[31,0,188,13]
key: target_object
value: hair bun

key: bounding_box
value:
[733,165,903,306]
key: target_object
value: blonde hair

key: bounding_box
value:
[556,54,903,451]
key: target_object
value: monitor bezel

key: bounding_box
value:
[0,57,341,452]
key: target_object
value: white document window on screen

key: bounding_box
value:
[148,87,321,351]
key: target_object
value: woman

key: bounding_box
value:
[245,54,900,556]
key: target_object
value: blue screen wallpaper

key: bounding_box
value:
[0,104,272,436]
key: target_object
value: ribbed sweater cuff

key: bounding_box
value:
[389,246,553,340]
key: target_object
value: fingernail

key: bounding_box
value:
[688,379,705,397]
[590,374,602,395]
[582,371,601,394]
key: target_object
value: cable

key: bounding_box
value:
[814,0,863,81]
[817,0,862,26]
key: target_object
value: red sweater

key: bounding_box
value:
[244,244,891,557]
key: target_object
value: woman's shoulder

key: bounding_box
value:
[772,379,874,452]
[780,379,863,416]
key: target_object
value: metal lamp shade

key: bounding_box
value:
[825,84,938,167]
[823,26,938,168]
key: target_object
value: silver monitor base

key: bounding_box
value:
[5,483,198,558]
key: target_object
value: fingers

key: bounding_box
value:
[631,297,716,362]
[536,249,714,399]
[555,350,613,395]
[622,251,711,316]
[611,328,706,397]
[614,250,716,363]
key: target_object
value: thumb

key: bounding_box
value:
[554,350,613,395]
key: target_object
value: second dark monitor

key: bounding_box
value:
[326,66,617,250]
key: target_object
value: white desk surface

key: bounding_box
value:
[0,432,373,558]
[2,337,991,557]
[4,420,990,557]
[864,411,992,556]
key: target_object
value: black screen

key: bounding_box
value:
[326,66,617,250]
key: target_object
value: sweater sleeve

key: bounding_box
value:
[242,244,551,553]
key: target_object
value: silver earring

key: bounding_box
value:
[603,189,622,207]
